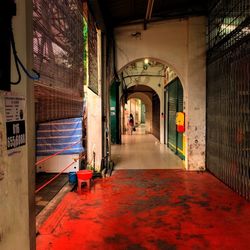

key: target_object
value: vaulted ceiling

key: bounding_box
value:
[97,0,209,28]
[122,59,165,88]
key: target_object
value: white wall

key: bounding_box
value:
[86,89,102,171]
[115,19,187,84]
[115,17,206,170]
[86,30,102,171]
[0,0,36,249]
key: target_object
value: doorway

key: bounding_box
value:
[165,77,185,160]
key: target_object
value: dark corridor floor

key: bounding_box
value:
[36,170,250,250]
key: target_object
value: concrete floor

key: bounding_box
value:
[35,173,69,215]
[37,170,250,250]
[112,126,184,170]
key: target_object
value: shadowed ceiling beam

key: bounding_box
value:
[145,0,152,20]
[148,0,154,20]
[144,0,154,29]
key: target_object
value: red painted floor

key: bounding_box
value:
[36,170,250,250]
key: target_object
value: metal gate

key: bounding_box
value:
[166,78,184,160]
[33,0,84,123]
[207,0,250,200]
[152,93,160,140]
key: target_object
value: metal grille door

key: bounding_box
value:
[207,0,250,200]
[166,78,184,159]
[167,80,177,151]
[177,83,183,159]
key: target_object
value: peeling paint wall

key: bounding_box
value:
[115,17,206,170]
[186,18,206,170]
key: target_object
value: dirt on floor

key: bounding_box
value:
[37,170,250,250]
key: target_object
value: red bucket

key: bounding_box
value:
[76,170,93,180]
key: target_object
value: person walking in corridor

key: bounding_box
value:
[128,113,134,135]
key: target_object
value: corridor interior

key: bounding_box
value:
[1,0,249,249]
[112,124,184,170]
[36,124,250,249]
[36,169,250,250]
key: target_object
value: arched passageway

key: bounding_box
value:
[110,58,185,169]
[125,91,152,134]
[122,85,159,139]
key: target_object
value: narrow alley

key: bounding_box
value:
[0,0,249,249]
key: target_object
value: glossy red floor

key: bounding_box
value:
[36,170,250,250]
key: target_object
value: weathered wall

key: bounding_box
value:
[115,20,187,84]
[115,17,206,170]
[0,0,36,249]
[186,18,206,170]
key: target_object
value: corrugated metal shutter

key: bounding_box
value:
[167,81,177,151]
[176,81,183,159]
[167,78,184,159]
[152,94,160,140]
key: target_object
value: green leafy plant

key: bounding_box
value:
[86,163,95,171]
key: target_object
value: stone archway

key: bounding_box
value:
[118,57,185,92]
[120,83,161,141]
[115,19,206,170]
[118,58,175,144]
[114,52,205,170]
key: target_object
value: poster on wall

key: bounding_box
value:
[5,96,26,151]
